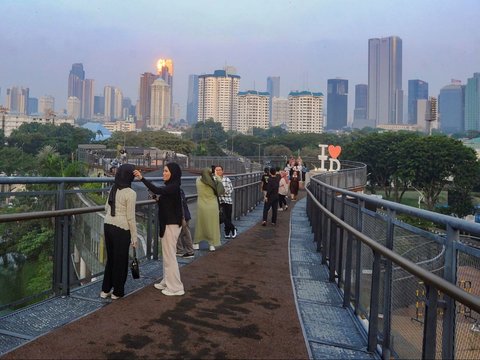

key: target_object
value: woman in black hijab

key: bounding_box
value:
[133,163,185,296]
[101,163,137,300]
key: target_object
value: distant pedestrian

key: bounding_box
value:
[289,171,300,201]
[262,168,280,226]
[194,167,225,251]
[101,164,137,300]
[215,165,237,239]
[261,167,270,197]
[278,170,289,211]
[133,163,185,296]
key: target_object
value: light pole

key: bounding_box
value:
[253,142,262,165]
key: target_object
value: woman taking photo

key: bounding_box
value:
[101,163,137,300]
[133,163,185,296]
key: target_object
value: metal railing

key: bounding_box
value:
[0,172,262,312]
[307,165,480,359]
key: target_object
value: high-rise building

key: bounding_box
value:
[237,91,270,134]
[6,86,29,114]
[326,78,348,130]
[104,86,115,121]
[28,97,38,115]
[150,78,171,129]
[464,73,480,131]
[198,69,240,131]
[138,72,159,128]
[113,88,123,120]
[67,96,81,119]
[415,97,438,134]
[94,95,105,115]
[157,59,174,120]
[353,84,368,128]
[39,95,55,115]
[408,80,428,124]
[67,64,94,120]
[172,103,181,122]
[438,81,465,134]
[271,97,288,127]
[82,79,94,120]
[287,91,324,133]
[186,75,199,124]
[368,36,403,126]
[267,76,280,125]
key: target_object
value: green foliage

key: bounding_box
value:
[0,147,36,175]
[8,123,94,156]
[104,130,195,155]
[81,183,107,205]
[16,226,54,259]
[184,119,228,144]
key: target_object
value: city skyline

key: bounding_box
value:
[1,0,479,120]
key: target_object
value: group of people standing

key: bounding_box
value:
[261,156,308,225]
[100,163,238,299]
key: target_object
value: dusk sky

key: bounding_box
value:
[1,0,479,119]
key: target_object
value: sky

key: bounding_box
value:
[1,0,479,119]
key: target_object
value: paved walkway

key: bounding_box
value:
[0,193,377,359]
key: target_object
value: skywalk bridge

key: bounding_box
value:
[0,161,479,359]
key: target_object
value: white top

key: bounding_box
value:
[104,187,138,245]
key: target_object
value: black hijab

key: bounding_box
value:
[108,163,135,216]
[165,162,182,185]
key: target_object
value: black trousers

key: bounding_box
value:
[220,203,235,235]
[279,194,287,208]
[102,223,131,297]
[263,198,279,224]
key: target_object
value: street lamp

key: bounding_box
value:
[253,142,262,165]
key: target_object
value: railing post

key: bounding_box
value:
[53,181,70,296]
[382,208,395,359]
[368,250,381,352]
[442,224,458,359]
[354,198,364,314]
[422,284,439,360]
[152,202,159,260]
[337,194,346,287]
[328,189,336,282]
[343,232,354,308]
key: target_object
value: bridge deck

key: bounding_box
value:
[0,193,377,359]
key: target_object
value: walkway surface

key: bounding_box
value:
[0,192,377,359]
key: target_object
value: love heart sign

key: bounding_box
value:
[328,145,342,159]
[318,144,342,172]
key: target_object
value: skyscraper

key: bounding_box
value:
[326,78,348,130]
[137,72,159,129]
[157,59,174,120]
[67,63,94,120]
[368,36,403,126]
[237,90,270,134]
[353,84,368,128]
[150,78,171,129]
[6,86,29,114]
[39,95,55,115]
[438,81,465,134]
[104,86,115,121]
[267,76,280,125]
[408,80,428,124]
[287,91,324,133]
[186,74,199,124]
[271,97,288,127]
[464,73,480,131]
[198,69,240,131]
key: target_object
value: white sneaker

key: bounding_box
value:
[161,289,185,296]
[100,291,111,299]
[111,294,122,300]
[193,244,199,250]
[232,228,237,239]
[209,245,216,251]
[154,283,166,290]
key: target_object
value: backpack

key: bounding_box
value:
[180,188,191,221]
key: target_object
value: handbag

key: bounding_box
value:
[130,247,140,279]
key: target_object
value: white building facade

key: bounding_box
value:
[150,78,171,129]
[67,96,81,120]
[287,91,324,133]
[271,97,288,127]
[198,70,240,131]
[236,91,269,134]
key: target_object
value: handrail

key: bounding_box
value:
[306,185,480,313]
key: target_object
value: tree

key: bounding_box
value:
[0,147,36,175]
[396,135,479,211]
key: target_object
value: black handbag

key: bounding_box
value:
[130,247,140,279]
